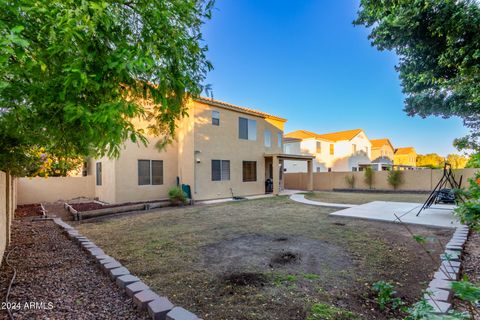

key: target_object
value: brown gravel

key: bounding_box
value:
[14,204,42,219]
[454,230,480,318]
[0,220,148,320]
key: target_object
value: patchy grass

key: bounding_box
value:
[77,196,451,320]
[304,191,427,204]
[307,303,362,320]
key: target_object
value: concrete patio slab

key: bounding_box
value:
[330,201,459,228]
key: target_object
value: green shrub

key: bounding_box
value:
[345,174,355,189]
[372,281,404,311]
[454,171,480,231]
[168,186,187,205]
[364,166,374,189]
[387,170,403,190]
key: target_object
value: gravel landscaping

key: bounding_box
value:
[0,220,148,320]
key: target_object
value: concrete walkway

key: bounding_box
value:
[289,193,357,208]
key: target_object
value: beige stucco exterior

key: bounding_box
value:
[394,147,417,168]
[89,98,299,203]
[371,140,395,163]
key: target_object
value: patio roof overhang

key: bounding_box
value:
[264,153,315,161]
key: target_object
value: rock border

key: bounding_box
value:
[52,218,202,320]
[425,224,469,314]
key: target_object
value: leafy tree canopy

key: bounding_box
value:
[416,153,445,168]
[355,0,480,151]
[0,0,214,176]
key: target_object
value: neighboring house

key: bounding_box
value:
[394,147,417,168]
[368,138,395,170]
[283,128,372,172]
[88,97,313,203]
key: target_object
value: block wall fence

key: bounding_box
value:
[284,168,477,192]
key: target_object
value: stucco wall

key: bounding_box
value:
[284,168,477,191]
[192,101,284,200]
[17,176,95,205]
[1,172,16,264]
[113,138,179,204]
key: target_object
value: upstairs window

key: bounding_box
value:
[239,117,257,140]
[96,162,102,186]
[212,110,220,126]
[352,144,357,153]
[212,160,230,181]
[277,133,282,148]
[329,144,334,155]
[316,141,322,154]
[242,161,257,182]
[264,130,271,147]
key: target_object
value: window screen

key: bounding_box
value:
[138,160,151,185]
[221,160,230,180]
[264,130,271,147]
[96,162,102,186]
[247,119,256,140]
[239,117,248,139]
[242,161,257,182]
[212,160,230,181]
[212,110,220,126]
[212,160,221,181]
[151,160,163,185]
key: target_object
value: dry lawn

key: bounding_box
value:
[77,196,451,320]
[304,191,428,205]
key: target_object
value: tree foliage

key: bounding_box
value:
[363,166,374,189]
[387,169,403,190]
[355,0,480,150]
[447,154,469,169]
[0,0,214,175]
[416,153,445,168]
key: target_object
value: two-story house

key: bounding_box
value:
[369,138,395,170]
[394,147,417,168]
[88,97,313,203]
[283,128,372,172]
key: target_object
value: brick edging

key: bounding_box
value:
[52,218,202,320]
[424,224,469,314]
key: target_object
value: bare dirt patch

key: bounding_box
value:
[201,234,352,275]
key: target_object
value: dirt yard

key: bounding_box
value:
[77,196,452,320]
[304,191,428,204]
[0,220,147,320]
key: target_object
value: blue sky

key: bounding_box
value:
[201,0,468,156]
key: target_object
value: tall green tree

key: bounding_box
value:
[0,0,214,176]
[354,0,480,150]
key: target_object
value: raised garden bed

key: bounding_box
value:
[15,204,43,218]
[66,200,173,220]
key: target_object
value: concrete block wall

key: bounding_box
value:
[284,168,477,192]
[0,171,17,265]
[17,176,95,205]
